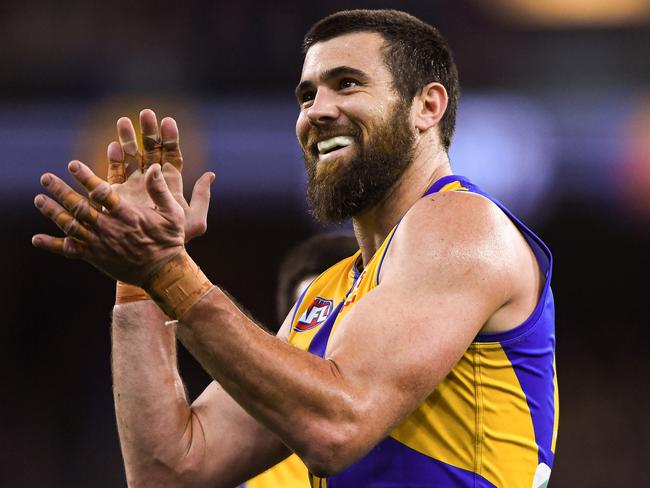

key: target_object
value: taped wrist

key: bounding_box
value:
[115,282,151,304]
[142,250,214,320]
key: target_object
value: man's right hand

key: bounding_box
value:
[106,109,215,303]
[107,109,214,243]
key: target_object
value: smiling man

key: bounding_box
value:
[33,9,558,488]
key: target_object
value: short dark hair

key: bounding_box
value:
[303,9,459,150]
[276,233,358,323]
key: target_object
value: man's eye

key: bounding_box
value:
[340,79,360,89]
[301,91,315,104]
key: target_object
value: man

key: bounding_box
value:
[33,9,558,488]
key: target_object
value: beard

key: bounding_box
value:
[301,99,416,225]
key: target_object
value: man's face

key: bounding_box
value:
[295,32,416,224]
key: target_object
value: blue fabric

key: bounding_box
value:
[500,290,557,466]
[308,301,344,358]
[328,437,497,487]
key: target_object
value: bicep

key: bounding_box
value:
[325,205,509,439]
[324,282,490,438]
[184,304,300,485]
[188,381,291,487]
[328,274,493,396]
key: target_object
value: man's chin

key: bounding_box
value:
[309,207,350,226]
[314,145,356,175]
[306,182,351,225]
[315,157,346,181]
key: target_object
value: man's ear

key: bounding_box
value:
[413,82,448,133]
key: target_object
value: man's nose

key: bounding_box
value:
[307,88,340,125]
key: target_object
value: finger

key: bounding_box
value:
[35,194,93,241]
[160,117,183,172]
[117,116,142,174]
[162,162,185,206]
[32,234,64,254]
[32,234,87,259]
[189,171,215,220]
[89,198,103,212]
[140,109,162,171]
[107,141,126,184]
[185,172,215,239]
[41,172,100,225]
[145,164,178,214]
[68,160,120,211]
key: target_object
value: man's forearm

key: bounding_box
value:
[112,300,198,485]
[175,287,360,474]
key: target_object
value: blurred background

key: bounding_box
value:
[1,0,648,486]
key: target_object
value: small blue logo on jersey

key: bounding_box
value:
[295,297,333,332]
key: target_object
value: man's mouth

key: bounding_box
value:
[316,136,355,155]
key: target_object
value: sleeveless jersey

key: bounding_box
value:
[287,175,558,488]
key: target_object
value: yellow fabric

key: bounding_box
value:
[388,343,540,486]
[552,358,560,453]
[472,343,538,485]
[310,473,327,487]
[246,454,309,488]
[439,180,467,192]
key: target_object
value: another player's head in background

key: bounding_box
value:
[276,234,358,324]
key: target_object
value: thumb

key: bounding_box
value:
[189,171,215,219]
[145,164,178,214]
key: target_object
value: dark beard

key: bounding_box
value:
[302,100,416,225]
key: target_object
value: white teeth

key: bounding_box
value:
[317,136,354,154]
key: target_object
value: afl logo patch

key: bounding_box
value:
[295,297,333,332]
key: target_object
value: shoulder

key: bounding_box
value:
[380,190,521,301]
[403,189,514,249]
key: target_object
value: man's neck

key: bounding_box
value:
[352,149,452,268]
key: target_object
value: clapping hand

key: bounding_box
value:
[32,109,215,285]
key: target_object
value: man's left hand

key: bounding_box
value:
[32,160,187,286]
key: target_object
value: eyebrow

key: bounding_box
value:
[294,65,369,101]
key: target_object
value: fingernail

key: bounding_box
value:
[69,161,80,173]
[161,119,178,142]
[41,174,51,186]
[34,195,44,208]
[153,165,161,179]
[31,236,40,246]
[209,172,216,183]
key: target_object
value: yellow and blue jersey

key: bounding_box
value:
[288,175,558,487]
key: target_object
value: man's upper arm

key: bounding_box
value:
[323,192,513,447]
[182,302,300,486]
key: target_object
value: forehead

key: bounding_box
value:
[300,31,391,82]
